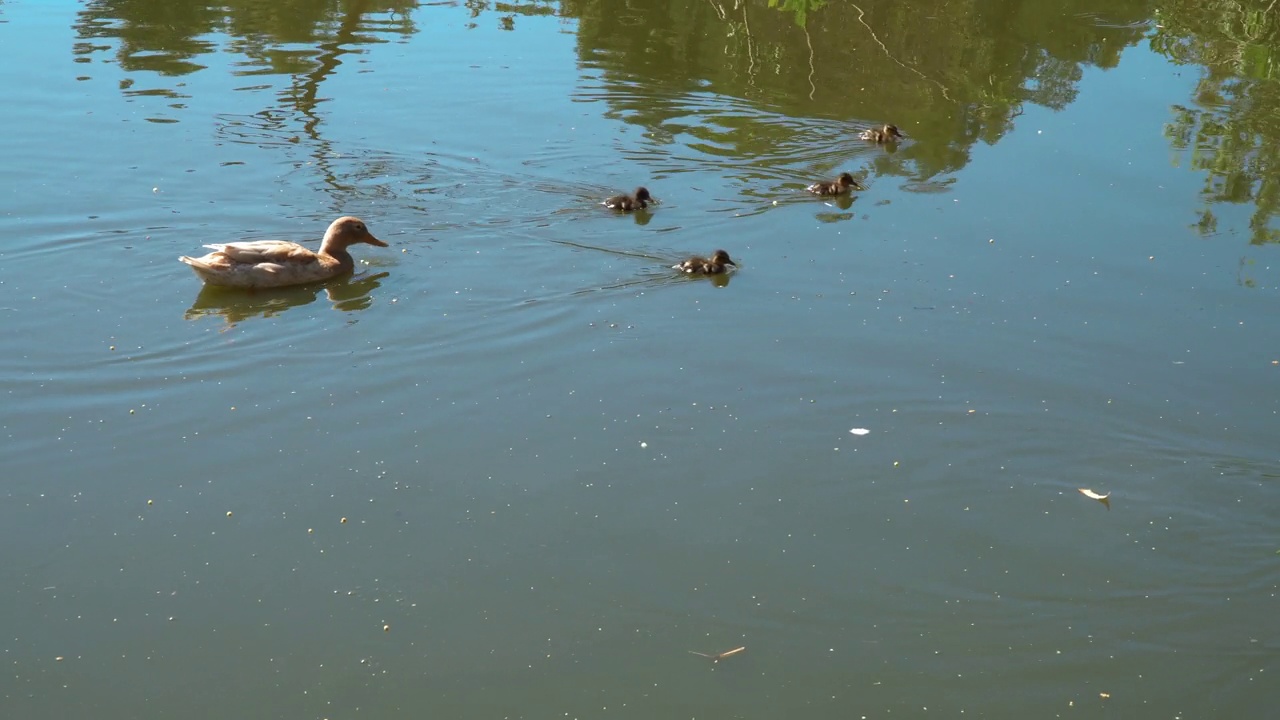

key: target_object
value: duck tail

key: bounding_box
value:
[179,256,219,280]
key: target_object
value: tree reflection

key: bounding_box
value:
[77,0,1280,238]
[1153,0,1280,245]
[72,0,416,201]
[73,0,417,76]
[560,0,1151,184]
[768,0,827,29]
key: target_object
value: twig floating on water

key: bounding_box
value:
[688,646,746,662]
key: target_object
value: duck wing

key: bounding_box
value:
[203,240,319,265]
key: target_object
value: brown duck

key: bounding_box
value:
[673,249,737,275]
[807,172,864,196]
[179,216,387,289]
[603,186,653,211]
[861,124,905,143]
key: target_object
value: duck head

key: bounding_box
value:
[324,216,388,250]
[710,249,737,267]
[837,172,865,190]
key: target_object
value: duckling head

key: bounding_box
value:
[711,249,737,267]
[837,172,865,190]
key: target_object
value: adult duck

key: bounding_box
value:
[179,216,387,289]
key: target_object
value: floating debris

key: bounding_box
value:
[689,646,746,663]
[1078,488,1111,509]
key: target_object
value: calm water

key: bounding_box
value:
[2,0,1278,717]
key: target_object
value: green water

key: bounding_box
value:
[2,0,1277,717]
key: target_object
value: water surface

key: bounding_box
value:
[2,1,1277,717]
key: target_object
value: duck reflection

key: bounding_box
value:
[815,211,856,224]
[811,191,857,223]
[184,271,389,325]
[699,271,734,288]
[823,193,856,210]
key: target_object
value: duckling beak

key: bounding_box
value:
[365,234,389,248]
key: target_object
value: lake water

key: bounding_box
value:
[2,0,1277,717]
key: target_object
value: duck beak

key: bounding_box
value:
[365,234,389,248]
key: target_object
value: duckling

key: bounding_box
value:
[603,187,653,212]
[673,249,737,275]
[179,216,387,289]
[861,124,905,143]
[807,172,864,196]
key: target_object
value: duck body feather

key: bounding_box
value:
[180,240,347,288]
[179,216,385,289]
